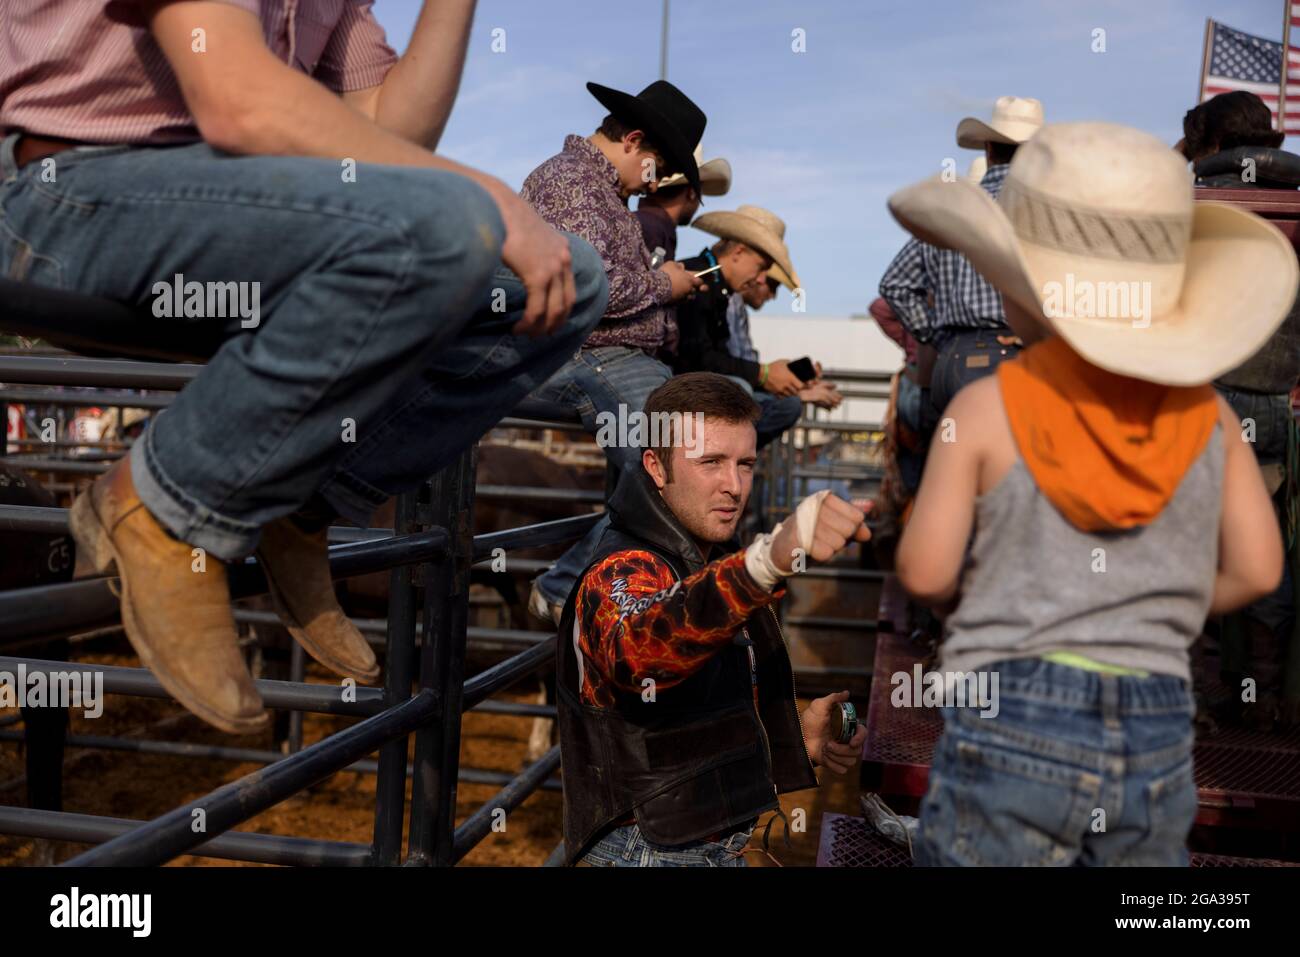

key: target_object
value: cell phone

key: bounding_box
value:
[787,357,816,382]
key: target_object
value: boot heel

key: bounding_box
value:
[69,492,118,575]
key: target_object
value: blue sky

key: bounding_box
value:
[372,0,1290,317]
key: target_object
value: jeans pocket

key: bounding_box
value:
[940,732,1097,866]
[0,217,64,288]
[1138,759,1197,865]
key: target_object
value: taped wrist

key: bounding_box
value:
[744,489,832,591]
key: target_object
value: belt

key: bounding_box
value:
[15,134,89,169]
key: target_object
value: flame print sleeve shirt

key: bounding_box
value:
[572,548,783,708]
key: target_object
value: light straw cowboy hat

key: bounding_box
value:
[956,96,1044,149]
[658,144,733,195]
[691,204,801,288]
[887,122,1299,386]
[766,262,797,291]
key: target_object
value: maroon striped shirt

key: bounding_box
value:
[0,1,398,144]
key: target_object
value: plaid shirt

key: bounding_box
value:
[725,292,760,364]
[878,163,1011,346]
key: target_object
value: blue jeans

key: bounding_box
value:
[726,375,802,449]
[530,345,672,607]
[1216,387,1292,467]
[0,136,607,559]
[914,658,1197,867]
[930,329,1021,417]
[579,820,754,867]
[894,370,939,494]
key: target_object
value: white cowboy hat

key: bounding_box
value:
[657,144,732,196]
[887,121,1299,386]
[967,155,988,183]
[691,204,800,287]
[956,96,1044,149]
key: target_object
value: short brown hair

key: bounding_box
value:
[643,373,759,479]
[596,114,674,175]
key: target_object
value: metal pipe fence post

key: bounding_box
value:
[406,448,475,865]
[370,489,422,865]
[287,640,305,754]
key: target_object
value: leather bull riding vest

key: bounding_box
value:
[555,470,817,864]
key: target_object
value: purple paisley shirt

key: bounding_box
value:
[521,135,677,353]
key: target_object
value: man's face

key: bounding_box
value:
[615,132,670,197]
[644,416,757,548]
[740,277,775,309]
[674,189,702,225]
[720,244,771,291]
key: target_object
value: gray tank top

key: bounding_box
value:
[940,424,1223,682]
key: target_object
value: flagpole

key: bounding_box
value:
[1282,0,1293,134]
[659,0,670,81]
[1198,18,1213,106]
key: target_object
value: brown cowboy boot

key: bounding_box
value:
[68,457,268,734]
[255,517,380,684]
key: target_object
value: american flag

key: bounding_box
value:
[1200,15,1299,134]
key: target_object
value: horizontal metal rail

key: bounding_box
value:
[0,456,108,474]
[793,419,884,434]
[0,728,558,779]
[782,614,877,631]
[462,637,556,711]
[471,511,601,560]
[0,386,174,409]
[0,806,370,866]
[0,528,450,641]
[451,746,562,862]
[0,655,386,717]
[819,368,894,384]
[495,416,586,433]
[796,565,885,581]
[63,688,440,866]
[0,355,202,389]
[475,484,602,504]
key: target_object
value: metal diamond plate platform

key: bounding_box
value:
[864,576,1300,813]
[817,812,1298,867]
[816,812,911,867]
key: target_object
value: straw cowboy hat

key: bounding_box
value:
[691,204,801,288]
[587,79,706,192]
[956,96,1044,149]
[766,262,797,291]
[887,121,1299,386]
[658,144,732,195]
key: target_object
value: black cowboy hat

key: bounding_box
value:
[586,79,707,193]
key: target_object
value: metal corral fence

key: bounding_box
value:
[0,275,895,865]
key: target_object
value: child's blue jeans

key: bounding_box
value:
[914,657,1197,866]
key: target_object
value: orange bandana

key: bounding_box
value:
[997,336,1218,532]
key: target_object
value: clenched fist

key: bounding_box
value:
[744,492,872,591]
[770,492,873,573]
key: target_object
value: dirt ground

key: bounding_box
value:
[0,649,858,868]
